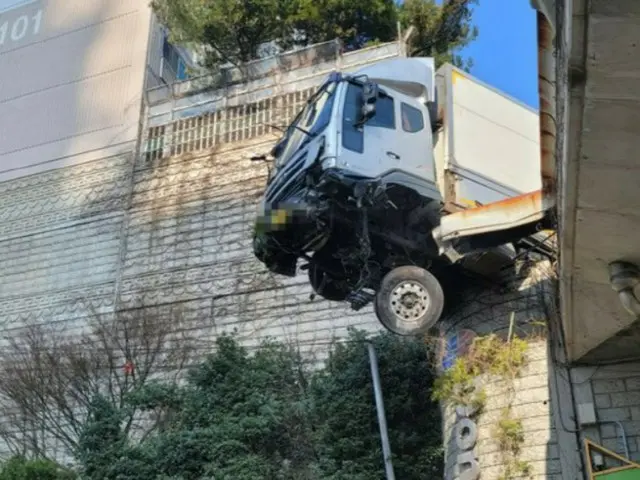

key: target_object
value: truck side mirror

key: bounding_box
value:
[270,136,286,158]
[357,81,378,126]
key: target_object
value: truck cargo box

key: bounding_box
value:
[434,64,541,210]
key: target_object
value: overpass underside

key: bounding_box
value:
[560,0,640,364]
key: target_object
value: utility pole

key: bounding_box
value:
[367,342,396,480]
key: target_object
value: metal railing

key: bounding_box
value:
[144,87,316,161]
[142,40,404,162]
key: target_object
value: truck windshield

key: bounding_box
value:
[274,80,337,169]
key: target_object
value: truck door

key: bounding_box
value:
[338,82,399,178]
[392,94,436,184]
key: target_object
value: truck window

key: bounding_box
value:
[302,81,337,137]
[401,103,424,133]
[342,83,364,153]
[369,93,395,130]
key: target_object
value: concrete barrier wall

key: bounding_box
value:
[437,261,565,479]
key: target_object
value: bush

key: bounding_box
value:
[0,456,75,480]
[311,330,443,479]
[77,330,444,479]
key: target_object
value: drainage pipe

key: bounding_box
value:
[609,261,640,317]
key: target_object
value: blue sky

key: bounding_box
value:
[459,0,539,109]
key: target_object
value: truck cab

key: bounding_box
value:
[252,57,552,336]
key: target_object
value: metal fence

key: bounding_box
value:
[142,40,404,162]
[144,88,316,161]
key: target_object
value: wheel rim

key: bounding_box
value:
[388,281,430,326]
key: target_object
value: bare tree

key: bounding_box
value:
[0,303,205,461]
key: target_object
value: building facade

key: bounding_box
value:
[1,0,639,476]
[0,1,395,458]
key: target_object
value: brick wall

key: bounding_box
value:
[573,362,640,466]
[120,135,384,354]
[438,261,566,479]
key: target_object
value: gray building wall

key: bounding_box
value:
[0,37,400,458]
[572,363,640,466]
[145,15,168,90]
[0,0,151,182]
[0,0,152,350]
[0,0,150,458]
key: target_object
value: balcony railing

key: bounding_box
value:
[142,39,404,162]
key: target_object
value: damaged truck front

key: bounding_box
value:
[252,57,553,336]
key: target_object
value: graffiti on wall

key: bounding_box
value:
[436,328,481,480]
[438,328,477,372]
[453,403,480,480]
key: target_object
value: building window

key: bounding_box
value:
[401,103,424,133]
[176,58,188,81]
[162,36,189,81]
[342,83,398,153]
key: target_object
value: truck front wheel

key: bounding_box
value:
[374,266,445,336]
[308,249,351,302]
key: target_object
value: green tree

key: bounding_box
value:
[151,0,297,68]
[151,0,478,72]
[288,0,398,50]
[76,395,128,480]
[311,330,443,479]
[400,0,479,70]
[0,456,75,480]
[77,331,443,479]
[80,335,317,480]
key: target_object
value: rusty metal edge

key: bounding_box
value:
[433,9,557,248]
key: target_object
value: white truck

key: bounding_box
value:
[252,57,554,335]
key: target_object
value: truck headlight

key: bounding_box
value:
[271,209,288,226]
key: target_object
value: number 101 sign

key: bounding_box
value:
[0,0,43,48]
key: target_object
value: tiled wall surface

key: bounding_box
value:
[573,362,640,466]
[438,263,569,479]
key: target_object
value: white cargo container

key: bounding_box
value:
[434,64,541,210]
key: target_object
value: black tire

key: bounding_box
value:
[374,266,445,336]
[308,252,350,302]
